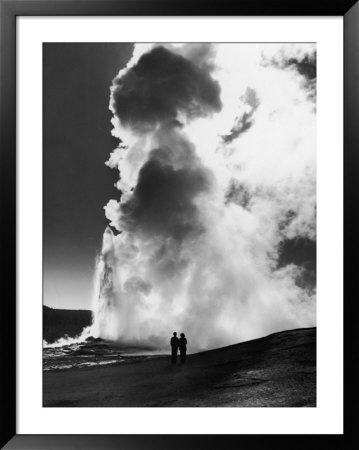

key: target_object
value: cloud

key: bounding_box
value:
[222,87,260,143]
[91,43,317,351]
[261,45,317,103]
[225,180,252,209]
[110,45,222,132]
[118,147,212,241]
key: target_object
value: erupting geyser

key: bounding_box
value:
[91,43,316,351]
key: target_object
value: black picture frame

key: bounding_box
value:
[1,1,357,448]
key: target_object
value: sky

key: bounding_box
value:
[43,43,316,350]
[43,44,133,309]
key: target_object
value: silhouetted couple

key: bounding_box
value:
[170,332,187,365]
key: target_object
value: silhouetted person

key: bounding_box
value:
[170,332,179,364]
[179,333,187,364]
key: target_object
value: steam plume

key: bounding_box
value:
[92,43,316,351]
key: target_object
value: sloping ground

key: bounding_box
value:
[43,306,92,343]
[43,327,316,407]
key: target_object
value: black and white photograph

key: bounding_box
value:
[43,42,317,408]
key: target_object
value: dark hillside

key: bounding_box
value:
[43,306,92,343]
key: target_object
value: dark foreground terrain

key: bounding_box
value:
[43,327,316,407]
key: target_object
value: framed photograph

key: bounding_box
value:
[1,0,357,448]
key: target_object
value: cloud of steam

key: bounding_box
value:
[92,43,316,352]
[112,141,213,241]
[222,87,261,143]
[110,46,222,133]
[261,46,317,104]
